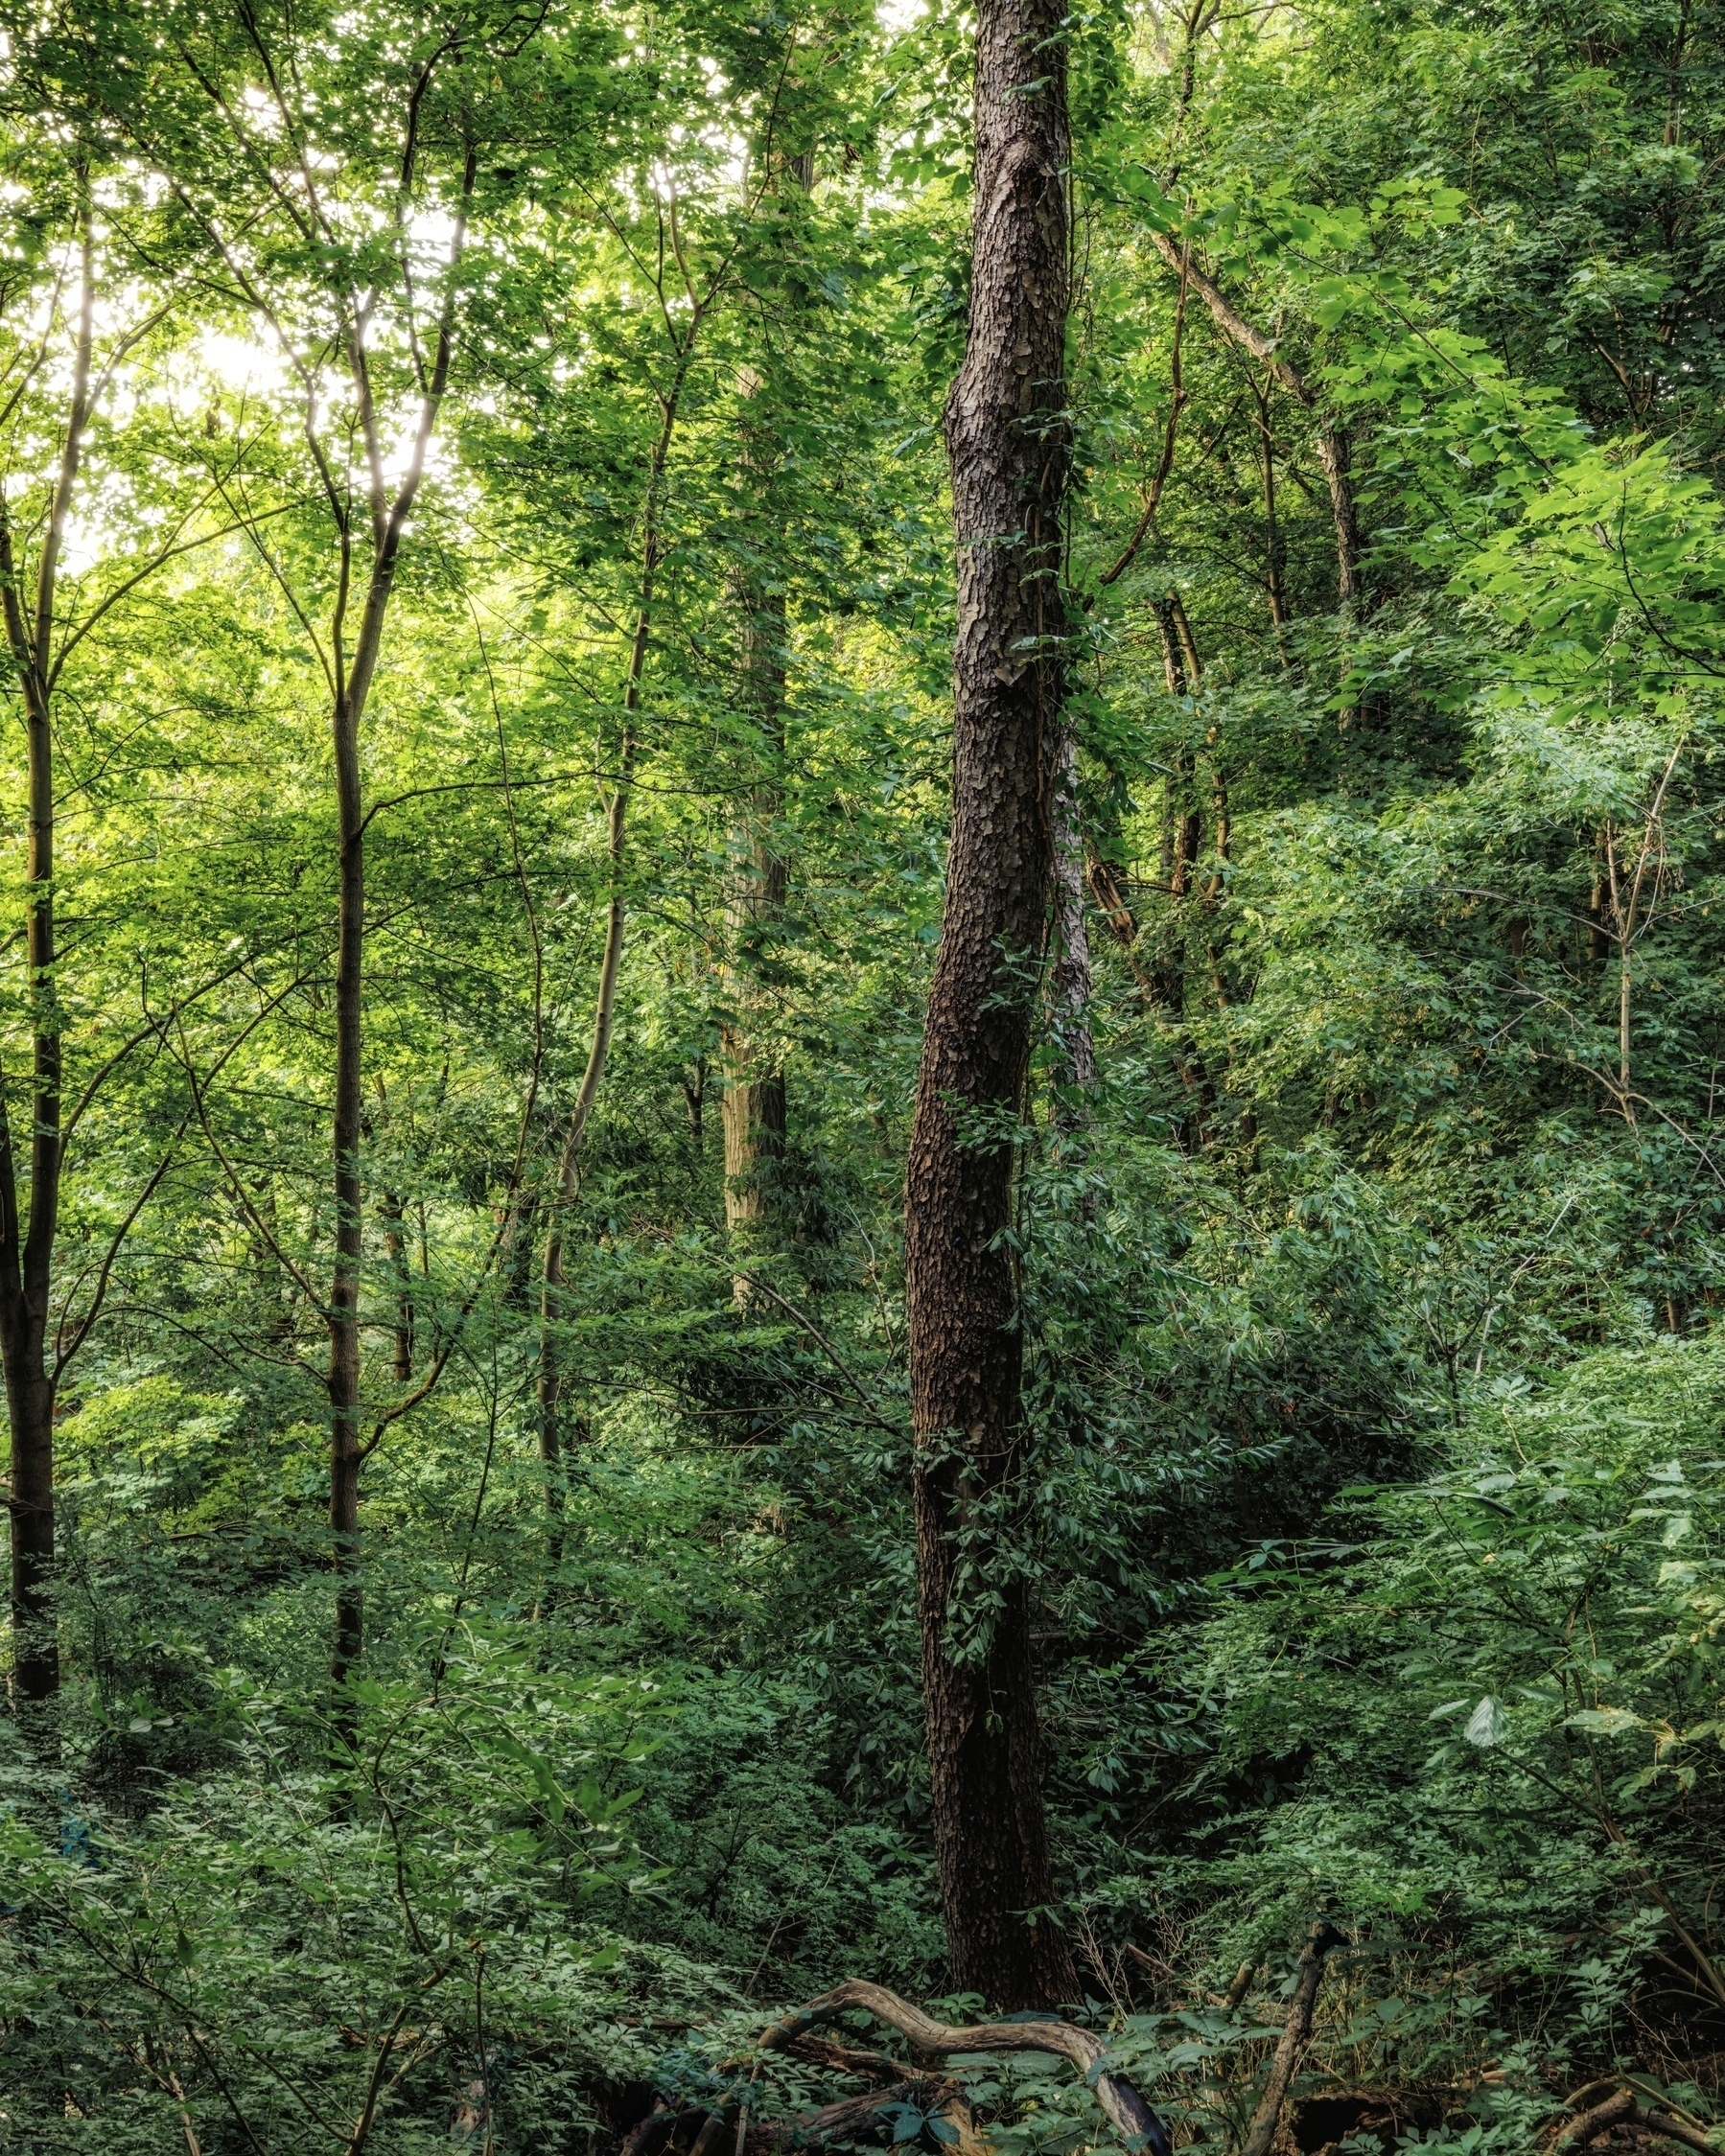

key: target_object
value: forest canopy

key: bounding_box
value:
[3,0,1725,2149]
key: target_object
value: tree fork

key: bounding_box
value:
[903,0,1078,2006]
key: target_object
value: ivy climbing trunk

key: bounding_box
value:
[902,0,1079,2008]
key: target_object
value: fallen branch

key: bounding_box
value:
[1550,2085,1724,2153]
[753,2078,956,2151]
[1556,2087,1637,2146]
[1239,1923,1341,2156]
[755,1979,1170,2150]
[623,1981,1174,2156]
[1641,2104,1725,2152]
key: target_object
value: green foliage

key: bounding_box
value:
[2,0,1725,2144]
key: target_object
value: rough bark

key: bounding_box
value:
[1049,724,1096,1112]
[903,0,1077,2007]
[1554,2088,1637,2148]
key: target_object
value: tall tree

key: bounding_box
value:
[719,361,790,1274]
[121,0,484,1695]
[0,173,222,1708]
[902,0,1079,2006]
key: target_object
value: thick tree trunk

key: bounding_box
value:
[903,0,1078,2009]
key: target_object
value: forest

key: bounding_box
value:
[1,0,1724,2147]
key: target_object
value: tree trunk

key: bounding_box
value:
[721,378,789,1268]
[2,1321,55,1709]
[320,155,473,1704]
[1049,725,1096,1114]
[1148,231,1361,605]
[538,335,698,1525]
[903,0,1078,2009]
[0,210,92,1711]
[327,694,365,1699]
[380,1190,414,1382]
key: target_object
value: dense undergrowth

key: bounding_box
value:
[3,0,1725,2144]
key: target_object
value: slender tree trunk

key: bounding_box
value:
[325,160,473,1704]
[0,211,93,1711]
[327,695,365,1694]
[538,345,696,1517]
[719,122,814,1284]
[1049,725,1096,1114]
[536,736,634,1501]
[721,378,789,1270]
[380,1191,414,1381]
[903,0,1078,2009]
[682,1055,706,1154]
[1253,383,1287,636]
[1148,232,1361,605]
[5,636,63,1711]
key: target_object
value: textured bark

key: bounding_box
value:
[1048,725,1096,1110]
[1240,1923,1341,2156]
[903,0,1077,2008]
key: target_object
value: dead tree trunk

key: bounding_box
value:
[902,0,1078,2008]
